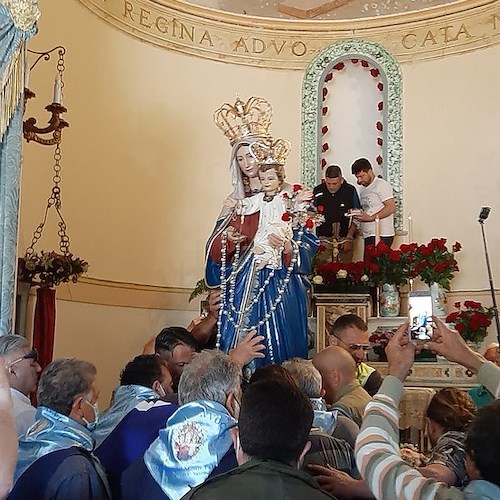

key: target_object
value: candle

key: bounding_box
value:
[408,213,413,243]
[375,217,380,245]
[24,57,30,89]
[53,72,62,104]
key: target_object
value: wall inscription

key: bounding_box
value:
[79,0,500,68]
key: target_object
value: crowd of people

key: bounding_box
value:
[1,96,499,499]
[0,316,499,499]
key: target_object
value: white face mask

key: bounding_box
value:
[157,383,166,398]
[82,399,100,431]
[232,396,241,420]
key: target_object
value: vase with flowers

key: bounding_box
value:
[365,242,412,317]
[445,300,494,348]
[413,239,461,316]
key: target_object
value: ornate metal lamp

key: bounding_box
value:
[23,46,69,146]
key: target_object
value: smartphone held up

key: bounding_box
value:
[408,291,435,342]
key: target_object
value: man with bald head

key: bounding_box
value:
[484,343,500,366]
[328,314,383,396]
[313,346,372,427]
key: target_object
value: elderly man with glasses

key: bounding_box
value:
[327,314,383,396]
[0,335,41,437]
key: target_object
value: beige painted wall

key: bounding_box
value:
[18,0,500,402]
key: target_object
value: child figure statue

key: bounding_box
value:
[224,140,311,271]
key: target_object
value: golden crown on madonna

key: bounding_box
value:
[250,138,291,166]
[214,96,272,145]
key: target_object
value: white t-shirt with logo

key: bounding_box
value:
[359,177,395,238]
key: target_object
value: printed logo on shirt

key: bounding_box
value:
[173,422,204,461]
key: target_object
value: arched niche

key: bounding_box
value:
[301,39,403,232]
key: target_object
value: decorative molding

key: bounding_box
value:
[301,39,403,231]
[77,0,500,69]
[52,276,199,310]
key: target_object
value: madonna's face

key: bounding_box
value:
[236,145,259,179]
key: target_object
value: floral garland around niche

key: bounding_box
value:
[321,58,384,172]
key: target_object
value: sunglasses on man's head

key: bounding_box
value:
[8,348,38,368]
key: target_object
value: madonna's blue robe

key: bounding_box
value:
[205,211,318,369]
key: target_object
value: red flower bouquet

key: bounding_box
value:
[446,300,493,343]
[365,241,412,287]
[413,239,461,290]
[313,260,370,291]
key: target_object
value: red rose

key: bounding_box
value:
[370,68,380,77]
[318,245,326,252]
[454,301,461,308]
[376,121,383,131]
[377,137,383,146]
[453,242,462,252]
[305,219,314,229]
[351,58,359,64]
[325,72,333,82]
[281,212,291,221]
[368,263,379,273]
[446,311,459,323]
[455,323,465,333]
[293,184,302,192]
[464,300,481,309]
[322,125,329,135]
[377,82,384,91]
[377,101,383,111]
[322,106,328,116]
[389,251,400,262]
[376,155,382,165]
[317,205,324,213]
[333,62,345,71]
[282,192,289,199]
[361,60,369,67]
[322,143,329,153]
[419,245,433,257]
[321,158,327,168]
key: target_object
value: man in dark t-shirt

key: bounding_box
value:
[313,165,360,262]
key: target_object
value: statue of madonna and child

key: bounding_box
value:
[205,96,320,375]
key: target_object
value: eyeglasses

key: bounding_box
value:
[329,333,371,352]
[7,349,38,369]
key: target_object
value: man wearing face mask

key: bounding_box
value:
[9,358,111,499]
[94,355,177,498]
[122,350,241,500]
[93,354,173,448]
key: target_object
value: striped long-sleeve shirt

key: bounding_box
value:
[355,361,500,500]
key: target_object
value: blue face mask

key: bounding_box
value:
[82,399,100,431]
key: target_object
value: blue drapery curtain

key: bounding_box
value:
[0,3,38,334]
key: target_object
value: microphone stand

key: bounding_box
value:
[479,218,500,345]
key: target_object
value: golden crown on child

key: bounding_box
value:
[214,96,272,145]
[250,138,291,166]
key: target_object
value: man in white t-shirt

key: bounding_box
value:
[0,335,41,437]
[351,158,395,255]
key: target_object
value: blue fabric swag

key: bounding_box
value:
[310,397,338,434]
[93,384,159,447]
[144,400,237,500]
[15,406,94,482]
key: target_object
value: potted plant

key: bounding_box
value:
[445,300,494,347]
[365,241,412,316]
[313,260,370,293]
[412,238,461,316]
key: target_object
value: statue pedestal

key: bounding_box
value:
[312,292,372,353]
